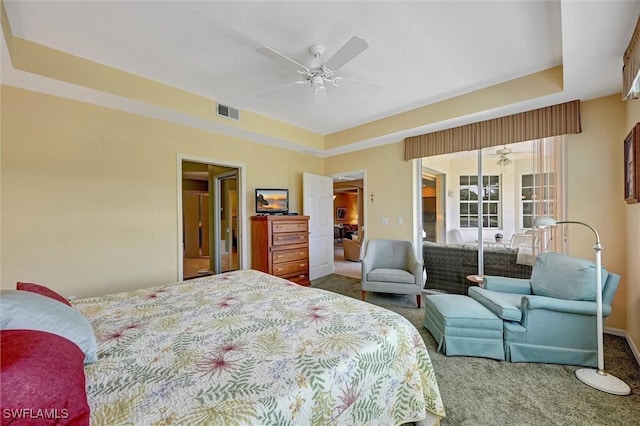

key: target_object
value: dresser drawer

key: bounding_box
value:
[272,221,308,233]
[272,232,308,246]
[285,273,310,286]
[272,248,308,264]
[272,259,308,276]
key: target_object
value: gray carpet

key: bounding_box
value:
[312,274,640,426]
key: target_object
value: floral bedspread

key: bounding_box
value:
[75,269,445,425]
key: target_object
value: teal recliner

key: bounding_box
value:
[468,252,620,367]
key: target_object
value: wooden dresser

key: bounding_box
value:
[251,215,310,286]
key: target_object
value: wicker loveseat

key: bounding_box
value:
[422,241,533,294]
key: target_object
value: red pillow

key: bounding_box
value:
[16,282,72,307]
[0,330,90,425]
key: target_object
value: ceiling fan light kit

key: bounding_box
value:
[257,36,372,96]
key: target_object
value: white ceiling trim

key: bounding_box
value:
[2,1,638,158]
[0,28,571,159]
[0,31,322,155]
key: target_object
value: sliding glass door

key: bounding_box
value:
[421,137,564,276]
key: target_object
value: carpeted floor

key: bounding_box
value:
[333,242,361,279]
[312,273,640,426]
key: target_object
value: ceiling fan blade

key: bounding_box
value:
[332,76,380,89]
[324,36,369,72]
[256,46,309,73]
[258,80,307,97]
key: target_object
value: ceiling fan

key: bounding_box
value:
[256,36,373,97]
[494,146,513,167]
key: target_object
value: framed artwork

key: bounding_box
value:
[336,207,347,220]
[624,123,639,204]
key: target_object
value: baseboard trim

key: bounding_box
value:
[605,327,640,366]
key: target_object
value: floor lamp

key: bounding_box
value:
[533,217,631,395]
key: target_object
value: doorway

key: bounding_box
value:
[178,156,246,281]
[331,171,366,278]
[421,169,447,243]
[213,171,239,273]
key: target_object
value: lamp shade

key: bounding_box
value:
[533,216,558,228]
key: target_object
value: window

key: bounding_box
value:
[459,175,501,228]
[521,172,556,229]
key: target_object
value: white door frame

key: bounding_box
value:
[213,170,238,274]
[330,168,368,244]
[176,154,247,281]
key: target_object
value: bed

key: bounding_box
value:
[2,270,445,425]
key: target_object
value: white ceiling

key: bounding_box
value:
[2,1,639,142]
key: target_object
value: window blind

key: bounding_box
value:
[404,100,581,160]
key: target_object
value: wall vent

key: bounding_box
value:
[217,103,240,120]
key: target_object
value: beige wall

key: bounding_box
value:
[1,86,323,297]
[325,142,415,241]
[2,84,639,354]
[565,95,628,329]
[325,95,638,351]
[624,97,640,350]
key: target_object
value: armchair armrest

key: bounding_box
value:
[405,250,424,287]
[411,260,424,287]
[483,276,532,294]
[521,295,612,317]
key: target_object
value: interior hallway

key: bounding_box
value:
[333,241,361,279]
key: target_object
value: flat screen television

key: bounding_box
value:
[255,188,289,215]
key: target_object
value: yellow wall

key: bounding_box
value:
[325,142,414,240]
[624,97,640,349]
[565,95,628,329]
[1,86,323,297]
[2,85,639,354]
[325,95,637,345]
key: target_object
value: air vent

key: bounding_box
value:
[217,103,239,120]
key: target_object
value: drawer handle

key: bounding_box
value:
[299,263,305,267]
[298,236,305,240]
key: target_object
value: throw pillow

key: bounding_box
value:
[530,252,608,301]
[16,281,72,306]
[0,290,97,364]
[0,329,90,425]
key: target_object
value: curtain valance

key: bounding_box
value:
[404,100,581,160]
[623,15,640,100]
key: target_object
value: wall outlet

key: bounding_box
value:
[397,217,403,225]
[381,217,389,225]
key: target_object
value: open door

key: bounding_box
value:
[178,156,246,281]
[212,169,239,274]
[303,172,334,280]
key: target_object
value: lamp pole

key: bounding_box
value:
[533,218,630,395]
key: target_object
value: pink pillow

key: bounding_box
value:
[0,330,90,425]
[16,282,71,307]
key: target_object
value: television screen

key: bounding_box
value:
[255,189,289,214]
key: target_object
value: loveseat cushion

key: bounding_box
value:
[468,287,523,322]
[530,253,608,301]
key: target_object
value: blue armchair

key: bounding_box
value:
[468,252,620,367]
